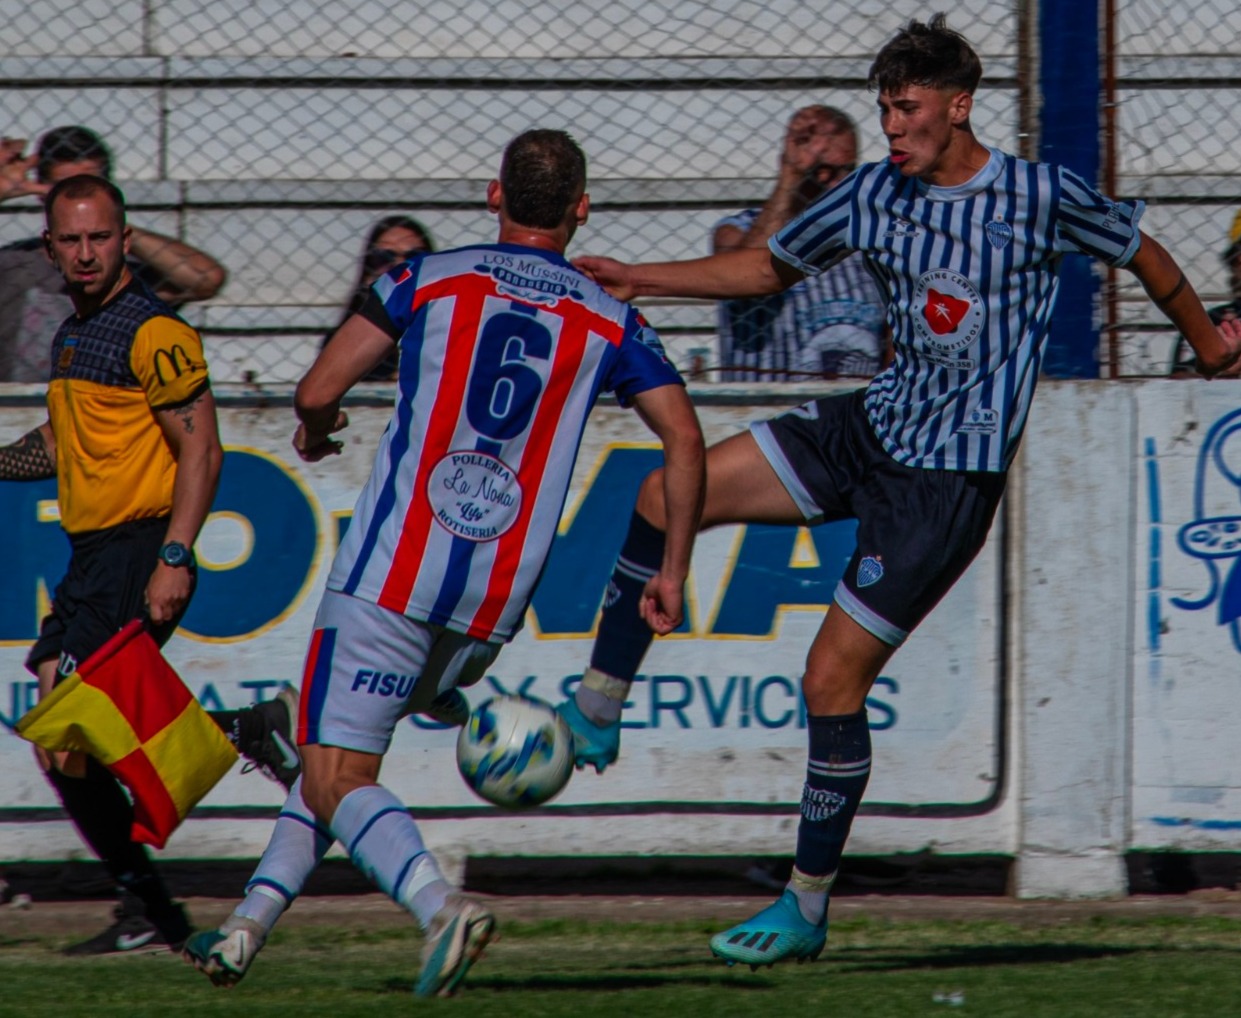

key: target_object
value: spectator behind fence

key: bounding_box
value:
[1170,210,1241,377]
[0,127,227,382]
[714,106,888,381]
[322,215,434,381]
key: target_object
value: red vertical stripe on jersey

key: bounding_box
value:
[377,277,496,611]
[467,309,623,637]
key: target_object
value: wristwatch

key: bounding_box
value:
[158,541,194,568]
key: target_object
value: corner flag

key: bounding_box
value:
[17,620,238,849]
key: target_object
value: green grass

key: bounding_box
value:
[2,914,1240,1017]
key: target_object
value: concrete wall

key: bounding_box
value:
[0,379,1239,896]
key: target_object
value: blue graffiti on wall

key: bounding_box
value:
[1167,408,1241,652]
[1146,404,1241,650]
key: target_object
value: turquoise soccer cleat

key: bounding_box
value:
[183,921,264,987]
[709,890,827,969]
[555,698,620,774]
[415,894,495,998]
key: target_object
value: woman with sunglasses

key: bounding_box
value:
[325,215,434,380]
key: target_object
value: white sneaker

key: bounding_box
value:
[415,894,495,997]
[183,920,265,987]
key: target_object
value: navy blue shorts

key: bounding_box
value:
[751,389,1006,646]
[26,516,195,678]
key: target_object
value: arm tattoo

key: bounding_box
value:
[0,428,55,481]
[1154,272,1187,309]
[171,402,197,434]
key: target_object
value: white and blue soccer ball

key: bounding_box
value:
[455,695,574,809]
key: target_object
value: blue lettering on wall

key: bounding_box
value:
[0,480,67,639]
[181,451,318,639]
[711,522,858,635]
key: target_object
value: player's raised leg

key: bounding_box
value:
[558,430,799,770]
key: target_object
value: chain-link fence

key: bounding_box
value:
[1108,2,1241,377]
[3,2,1031,386]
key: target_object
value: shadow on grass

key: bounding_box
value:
[379,971,775,994]
[831,942,1144,972]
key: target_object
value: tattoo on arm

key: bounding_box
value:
[171,402,197,434]
[0,428,55,481]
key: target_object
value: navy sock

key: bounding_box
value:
[590,510,665,682]
[794,709,872,881]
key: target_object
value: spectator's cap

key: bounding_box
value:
[36,126,113,183]
[1224,209,1241,263]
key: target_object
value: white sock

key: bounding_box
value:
[330,784,452,930]
[226,778,332,938]
[786,866,836,926]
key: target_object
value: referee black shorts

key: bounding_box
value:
[26,516,196,680]
[751,389,1006,647]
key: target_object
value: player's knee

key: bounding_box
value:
[633,469,668,528]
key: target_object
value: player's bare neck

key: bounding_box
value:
[496,225,568,255]
[919,135,990,189]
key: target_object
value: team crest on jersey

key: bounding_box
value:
[857,555,884,588]
[912,269,984,369]
[427,451,523,542]
[985,220,1013,249]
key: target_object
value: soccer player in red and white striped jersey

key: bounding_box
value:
[183,130,704,997]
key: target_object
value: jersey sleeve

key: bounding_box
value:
[602,309,685,406]
[769,173,859,275]
[1054,168,1145,266]
[368,256,426,335]
[130,316,210,409]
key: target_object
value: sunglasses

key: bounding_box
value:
[364,246,426,272]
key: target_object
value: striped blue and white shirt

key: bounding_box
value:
[772,147,1144,472]
[715,209,886,381]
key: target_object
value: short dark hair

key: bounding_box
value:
[499,130,587,230]
[868,14,982,96]
[44,175,127,229]
[36,125,113,183]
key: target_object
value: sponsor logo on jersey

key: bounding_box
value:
[350,669,418,697]
[912,269,984,368]
[884,218,920,239]
[152,343,201,386]
[959,408,1000,435]
[857,555,884,588]
[427,450,523,542]
[475,256,584,307]
[985,220,1013,249]
[801,784,847,822]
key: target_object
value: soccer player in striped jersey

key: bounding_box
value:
[715,106,888,381]
[183,129,704,996]
[568,15,1241,970]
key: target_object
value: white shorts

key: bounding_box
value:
[295,589,501,755]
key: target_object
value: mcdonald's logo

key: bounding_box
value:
[152,344,200,386]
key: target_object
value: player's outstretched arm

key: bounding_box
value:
[630,384,706,635]
[1127,231,1241,378]
[575,247,802,303]
[127,227,228,304]
[0,421,56,480]
[293,312,395,460]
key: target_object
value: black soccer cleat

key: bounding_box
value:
[237,686,302,790]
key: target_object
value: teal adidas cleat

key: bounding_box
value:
[709,890,827,969]
[555,698,620,774]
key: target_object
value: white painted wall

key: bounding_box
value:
[0,379,1238,897]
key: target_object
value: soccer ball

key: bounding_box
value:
[455,695,574,809]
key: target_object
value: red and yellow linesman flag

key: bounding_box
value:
[17,620,238,849]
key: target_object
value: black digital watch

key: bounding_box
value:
[157,541,193,568]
